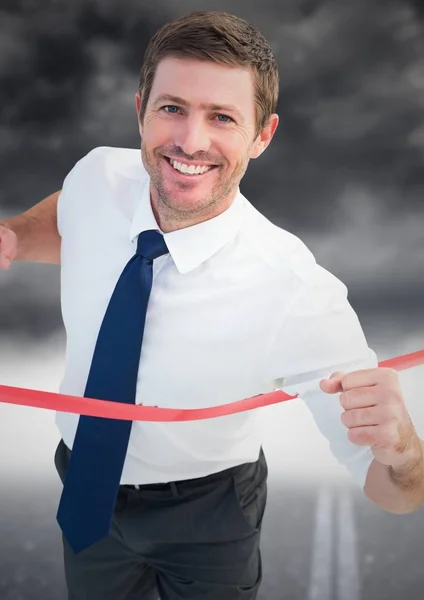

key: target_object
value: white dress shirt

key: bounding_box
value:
[56,146,378,487]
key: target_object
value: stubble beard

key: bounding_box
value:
[141,144,249,224]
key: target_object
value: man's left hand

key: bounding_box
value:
[319,368,421,469]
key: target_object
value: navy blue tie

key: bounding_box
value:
[56,229,169,554]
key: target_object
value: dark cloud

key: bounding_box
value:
[0,0,423,340]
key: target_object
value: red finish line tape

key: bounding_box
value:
[0,349,423,422]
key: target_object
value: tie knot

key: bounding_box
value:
[136,230,169,261]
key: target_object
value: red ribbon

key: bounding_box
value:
[1,349,423,422]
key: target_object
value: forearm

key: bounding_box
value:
[363,440,424,514]
[1,191,61,264]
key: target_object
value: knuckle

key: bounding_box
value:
[341,410,349,426]
[347,428,363,444]
[340,389,357,409]
[339,391,350,409]
[352,426,376,445]
[347,408,360,428]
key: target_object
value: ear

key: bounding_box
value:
[135,92,143,136]
[250,113,279,159]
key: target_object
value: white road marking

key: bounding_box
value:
[336,490,361,600]
[307,487,333,600]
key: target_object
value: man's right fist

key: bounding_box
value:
[0,224,18,270]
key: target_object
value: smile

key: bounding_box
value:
[163,156,218,178]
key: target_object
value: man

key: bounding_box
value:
[0,10,423,600]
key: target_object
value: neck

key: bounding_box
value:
[150,186,238,233]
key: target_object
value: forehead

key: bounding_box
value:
[148,57,256,115]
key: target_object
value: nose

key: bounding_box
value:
[174,114,211,157]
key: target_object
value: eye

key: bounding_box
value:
[162,105,180,114]
[216,114,233,123]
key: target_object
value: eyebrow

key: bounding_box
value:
[152,94,244,121]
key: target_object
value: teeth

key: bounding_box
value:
[170,159,212,175]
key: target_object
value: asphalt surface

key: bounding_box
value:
[1,474,423,600]
[1,339,423,600]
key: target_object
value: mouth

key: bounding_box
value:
[162,156,218,180]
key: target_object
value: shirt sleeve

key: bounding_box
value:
[57,160,80,237]
[270,255,378,488]
[57,148,103,237]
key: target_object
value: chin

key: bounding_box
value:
[162,190,211,211]
[166,196,204,210]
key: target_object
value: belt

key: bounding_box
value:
[119,458,255,494]
[121,481,180,494]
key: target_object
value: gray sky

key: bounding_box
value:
[1,7,424,598]
[0,0,423,346]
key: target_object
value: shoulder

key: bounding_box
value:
[58,147,147,235]
[241,196,347,297]
[62,146,146,190]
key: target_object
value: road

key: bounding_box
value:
[0,475,423,600]
[1,338,423,599]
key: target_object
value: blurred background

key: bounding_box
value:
[0,0,423,599]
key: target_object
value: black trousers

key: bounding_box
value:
[54,439,268,600]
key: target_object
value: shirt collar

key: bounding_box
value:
[129,177,245,275]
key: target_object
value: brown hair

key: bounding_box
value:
[138,11,279,137]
